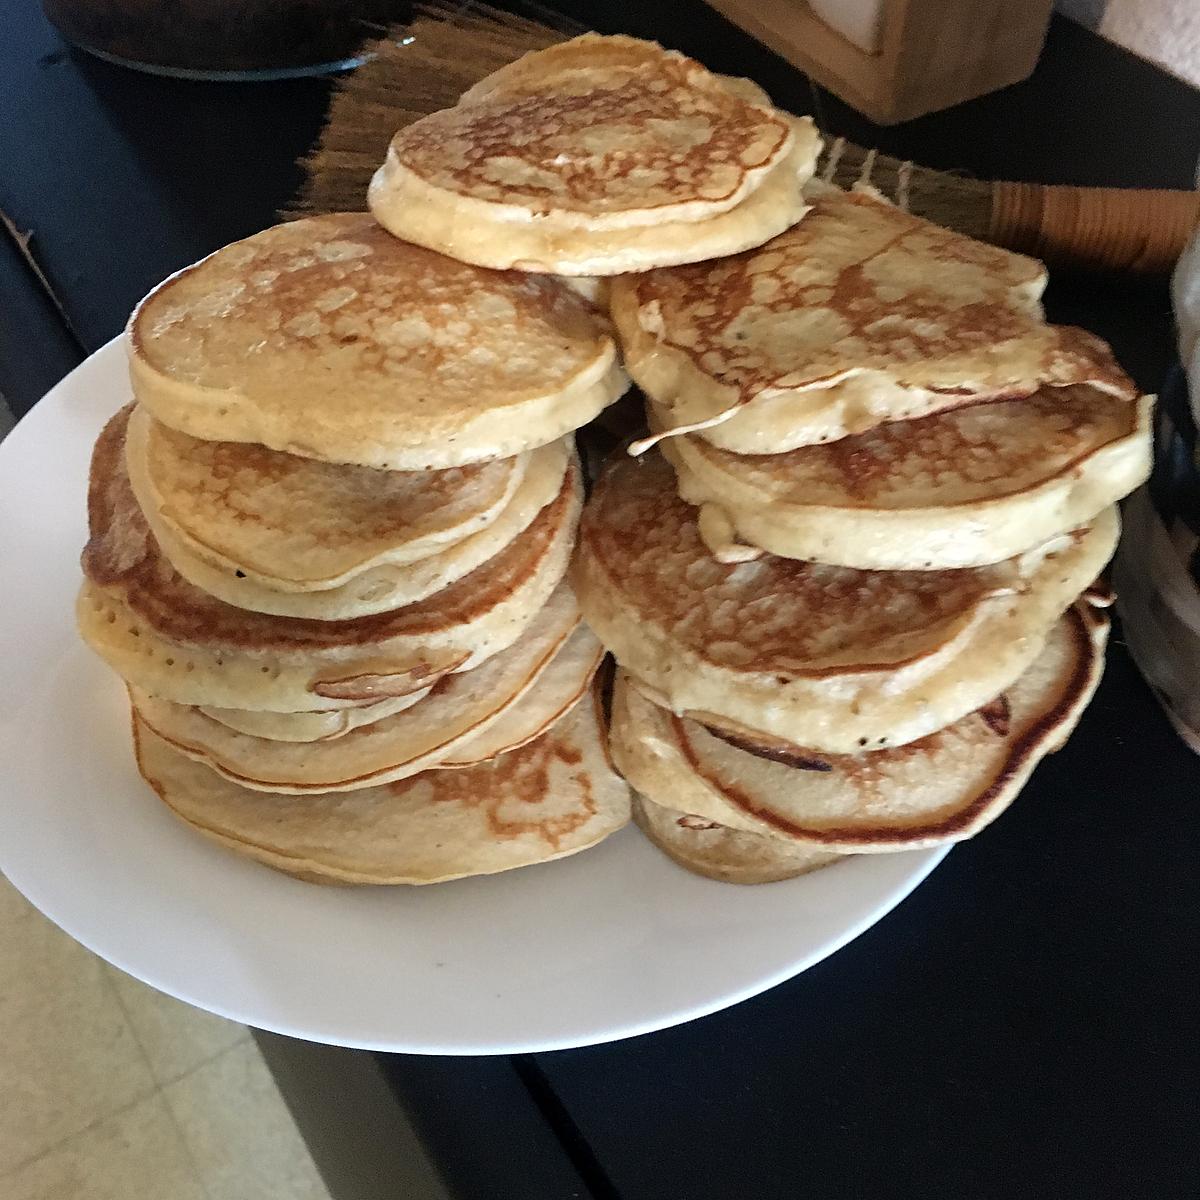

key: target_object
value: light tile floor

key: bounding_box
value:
[0,875,330,1200]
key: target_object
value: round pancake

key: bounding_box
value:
[368,35,820,275]
[572,452,1118,753]
[130,590,599,792]
[199,689,433,743]
[143,436,574,620]
[128,213,627,468]
[658,387,1152,568]
[79,409,579,710]
[614,185,1137,454]
[632,795,842,884]
[124,405,528,589]
[610,603,1108,852]
[133,691,630,885]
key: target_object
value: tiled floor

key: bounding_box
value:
[0,875,330,1200]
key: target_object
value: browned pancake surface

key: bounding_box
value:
[83,407,575,654]
[685,385,1141,508]
[390,39,791,216]
[624,190,1133,405]
[145,417,515,569]
[133,214,609,426]
[579,453,1002,676]
[672,605,1106,845]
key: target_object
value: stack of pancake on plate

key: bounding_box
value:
[578,182,1153,883]
[75,212,636,886]
[77,31,1153,888]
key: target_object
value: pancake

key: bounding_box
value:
[78,409,580,710]
[572,452,1118,753]
[632,795,842,884]
[129,589,599,792]
[712,74,774,107]
[128,213,627,468]
[124,405,528,589]
[199,689,433,743]
[613,186,1137,454]
[657,387,1152,568]
[140,433,574,620]
[610,602,1108,852]
[133,691,631,885]
[368,34,820,275]
[435,631,603,769]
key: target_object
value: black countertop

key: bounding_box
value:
[4,5,1198,1197]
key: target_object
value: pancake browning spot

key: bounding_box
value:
[581,454,993,677]
[85,406,580,655]
[392,66,789,215]
[391,698,605,849]
[700,721,833,770]
[671,607,1102,845]
[136,217,606,405]
[677,815,722,830]
[615,188,1136,450]
[978,695,1012,736]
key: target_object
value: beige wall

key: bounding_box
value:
[1058,0,1200,88]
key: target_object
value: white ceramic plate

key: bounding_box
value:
[0,340,949,1054]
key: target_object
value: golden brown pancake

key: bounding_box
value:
[133,691,631,886]
[657,386,1152,568]
[573,452,1117,753]
[125,404,529,589]
[131,599,602,792]
[138,427,574,621]
[436,627,605,769]
[368,35,820,275]
[129,214,627,468]
[632,795,843,884]
[610,602,1108,852]
[78,408,579,710]
[613,186,1137,454]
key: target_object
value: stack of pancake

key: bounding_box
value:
[77,214,634,885]
[78,30,1154,892]
[75,33,828,887]
[366,32,1152,883]
[575,185,1153,883]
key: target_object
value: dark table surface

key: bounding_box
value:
[5,4,1199,1198]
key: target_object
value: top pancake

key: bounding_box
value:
[613,185,1136,453]
[572,452,1118,753]
[368,35,820,275]
[128,214,627,468]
